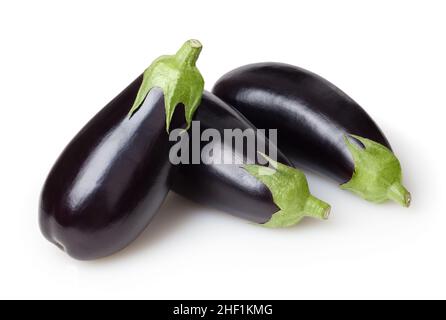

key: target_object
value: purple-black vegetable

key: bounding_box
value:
[213,63,410,206]
[39,40,204,260]
[172,92,331,226]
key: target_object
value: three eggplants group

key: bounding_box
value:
[39,40,410,260]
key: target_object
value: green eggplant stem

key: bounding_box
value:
[387,182,411,207]
[304,195,331,220]
[244,153,331,228]
[175,39,202,66]
[341,134,411,207]
[128,39,205,132]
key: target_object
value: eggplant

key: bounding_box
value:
[171,92,331,227]
[39,40,205,260]
[213,63,410,207]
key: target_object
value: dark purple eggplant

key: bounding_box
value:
[39,40,204,260]
[171,92,331,227]
[213,63,410,207]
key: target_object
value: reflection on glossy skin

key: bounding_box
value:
[39,77,185,260]
[172,92,290,224]
[213,63,391,184]
[68,119,141,212]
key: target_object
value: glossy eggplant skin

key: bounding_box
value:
[172,92,290,224]
[39,76,184,260]
[213,63,391,184]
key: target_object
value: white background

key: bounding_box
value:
[0,0,445,300]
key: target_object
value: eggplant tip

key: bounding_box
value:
[387,182,411,208]
[404,192,412,208]
[323,206,331,220]
[304,195,331,220]
[187,39,202,48]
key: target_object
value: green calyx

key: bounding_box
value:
[128,39,205,132]
[341,135,411,207]
[244,154,331,228]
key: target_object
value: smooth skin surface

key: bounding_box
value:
[172,92,330,225]
[213,63,410,206]
[39,40,204,260]
[40,79,184,260]
[172,92,284,224]
[213,62,391,183]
